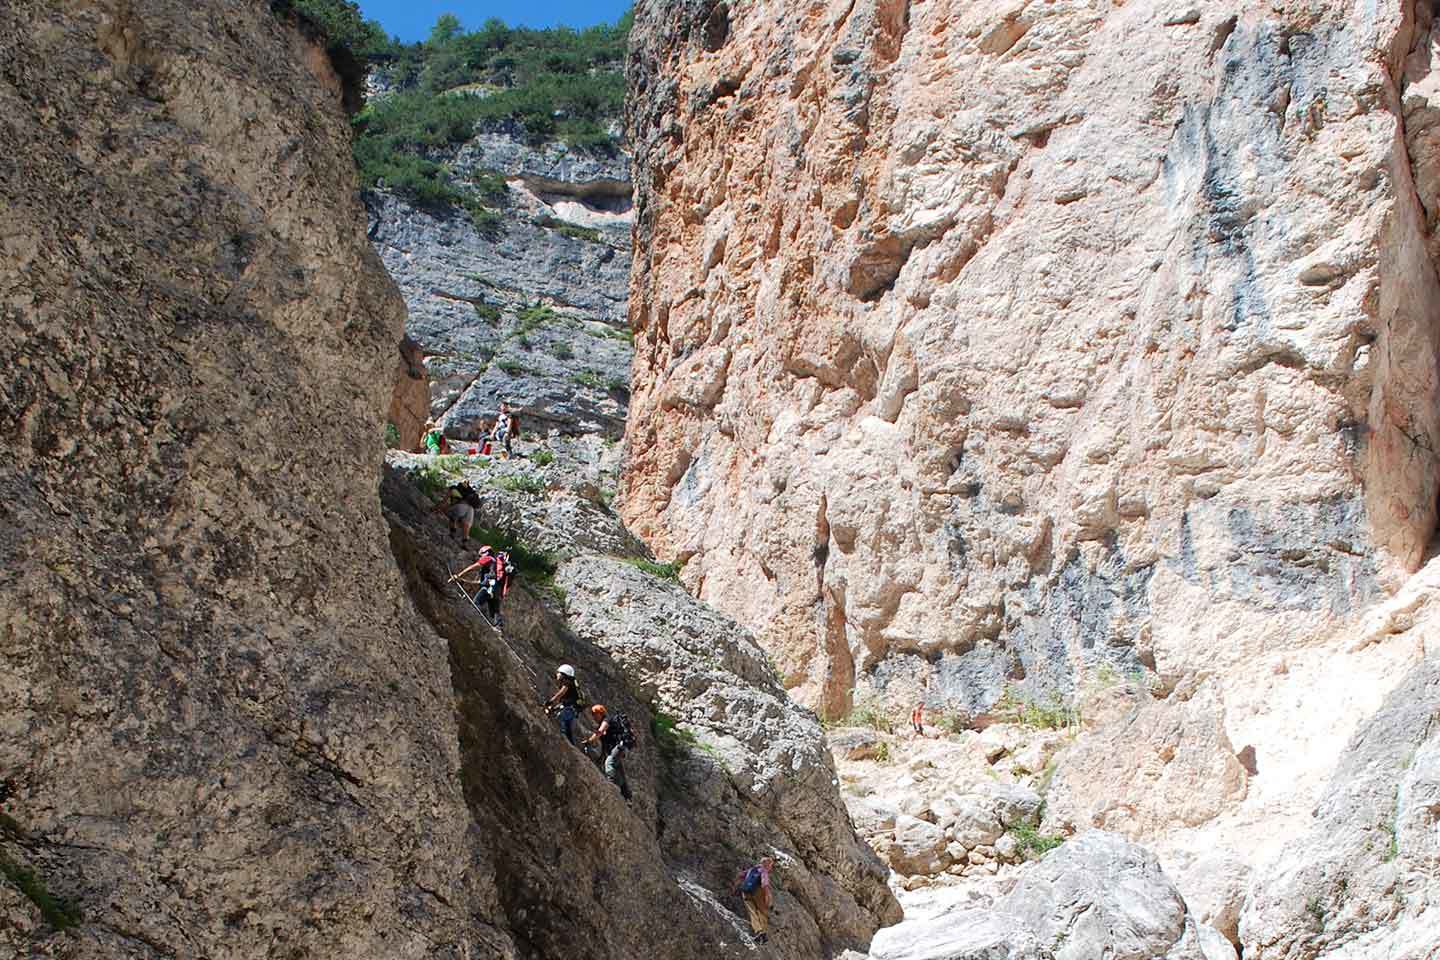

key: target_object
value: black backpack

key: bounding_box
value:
[610,713,637,749]
[454,482,481,509]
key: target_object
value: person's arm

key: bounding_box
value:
[544,684,566,709]
[583,719,608,745]
[449,561,482,582]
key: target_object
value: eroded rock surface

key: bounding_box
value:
[368,134,634,441]
[623,0,1440,721]
[0,2,479,954]
[1240,658,1440,959]
[383,453,901,958]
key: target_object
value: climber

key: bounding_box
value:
[544,664,581,745]
[449,544,514,626]
[421,419,446,455]
[582,704,633,801]
[430,479,482,542]
[911,702,925,737]
[732,856,776,945]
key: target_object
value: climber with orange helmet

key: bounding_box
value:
[448,544,515,627]
[582,704,634,801]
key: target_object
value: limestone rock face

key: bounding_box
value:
[0,2,480,955]
[368,134,634,441]
[1239,658,1440,959]
[864,831,1219,960]
[383,456,901,959]
[624,0,1440,716]
[1043,681,1249,836]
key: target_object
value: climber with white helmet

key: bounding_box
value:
[544,664,582,745]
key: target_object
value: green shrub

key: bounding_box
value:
[591,323,632,343]
[494,473,546,495]
[0,851,81,931]
[574,370,604,390]
[531,450,556,467]
[467,524,556,580]
[624,556,683,581]
[474,302,502,322]
[1009,821,1065,859]
[514,304,557,338]
[873,741,891,764]
[496,358,532,377]
[274,0,390,57]
[350,13,631,208]
[551,341,575,360]
[994,688,1079,730]
[469,169,509,202]
[556,224,603,243]
[834,696,894,733]
[383,421,401,447]
[606,376,628,393]
[467,203,504,237]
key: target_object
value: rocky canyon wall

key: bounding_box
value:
[623,0,1440,717]
[0,5,895,957]
[0,1,481,954]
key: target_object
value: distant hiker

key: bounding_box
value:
[732,857,776,944]
[450,544,514,626]
[911,702,925,737]
[491,402,517,459]
[421,419,446,455]
[545,664,581,745]
[431,480,481,542]
[583,704,633,801]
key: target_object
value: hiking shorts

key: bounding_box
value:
[447,502,475,525]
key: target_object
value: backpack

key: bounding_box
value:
[610,713,636,749]
[740,865,763,895]
[497,551,516,578]
[455,482,481,509]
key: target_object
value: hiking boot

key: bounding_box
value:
[754,933,767,945]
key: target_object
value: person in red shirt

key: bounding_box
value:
[449,545,512,626]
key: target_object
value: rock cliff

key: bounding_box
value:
[623,0,1440,718]
[1,1,477,954]
[368,138,635,442]
[0,3,894,957]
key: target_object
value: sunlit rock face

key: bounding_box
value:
[624,0,1440,718]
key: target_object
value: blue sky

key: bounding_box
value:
[358,1,632,42]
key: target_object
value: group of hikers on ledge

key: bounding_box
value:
[419,401,518,459]
[416,419,780,948]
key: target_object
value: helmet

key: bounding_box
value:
[590,704,607,718]
[478,544,493,554]
[557,664,576,678]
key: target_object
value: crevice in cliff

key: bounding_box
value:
[1366,0,1440,569]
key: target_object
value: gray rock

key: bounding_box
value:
[1240,659,1440,959]
[868,907,1041,960]
[1001,832,1206,960]
[831,727,888,761]
[366,187,633,438]
[887,816,951,875]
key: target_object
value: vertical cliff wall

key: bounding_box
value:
[624,0,1440,716]
[0,2,483,953]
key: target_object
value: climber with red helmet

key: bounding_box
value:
[582,704,634,801]
[448,543,514,627]
[544,664,582,745]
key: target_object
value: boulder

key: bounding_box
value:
[1043,683,1246,838]
[887,815,952,876]
[831,728,889,761]
[1001,832,1206,960]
